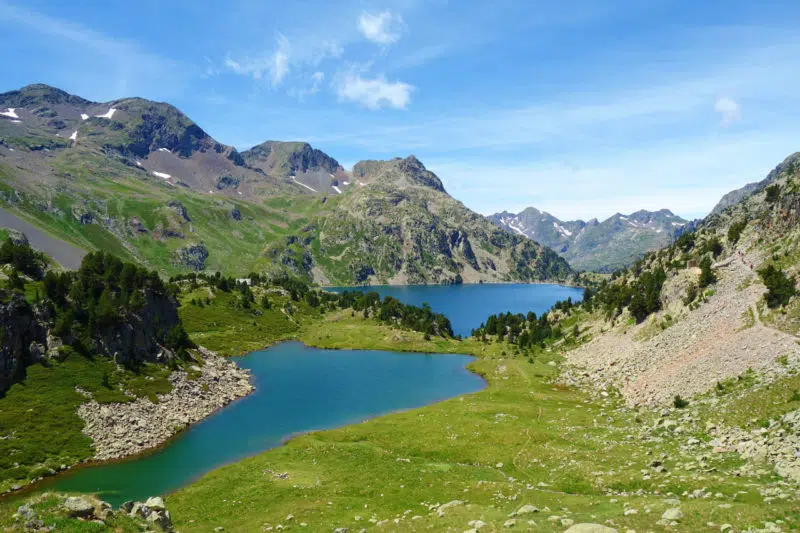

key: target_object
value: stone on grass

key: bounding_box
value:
[564,525,619,533]
[63,496,95,517]
[504,518,517,527]
[662,508,684,521]
[516,504,540,515]
[145,496,166,510]
[437,500,463,516]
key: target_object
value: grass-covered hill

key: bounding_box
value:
[0,84,574,285]
[490,206,690,272]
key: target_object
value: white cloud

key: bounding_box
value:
[337,73,414,109]
[358,10,404,45]
[225,34,291,86]
[714,96,741,126]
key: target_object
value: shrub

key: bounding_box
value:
[683,282,698,305]
[698,257,716,288]
[703,237,723,258]
[765,184,780,203]
[673,395,689,409]
[758,264,796,308]
[727,220,747,245]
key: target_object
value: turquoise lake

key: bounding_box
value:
[329,283,584,336]
[43,283,579,504]
[46,342,484,505]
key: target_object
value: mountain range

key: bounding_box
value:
[0,84,572,285]
[489,207,689,272]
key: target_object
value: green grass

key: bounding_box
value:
[177,285,321,355]
[0,349,174,492]
[162,319,798,533]
[699,367,800,430]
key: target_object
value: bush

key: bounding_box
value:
[727,220,747,245]
[698,257,716,288]
[703,237,723,258]
[673,395,689,409]
[0,239,45,279]
[683,282,698,305]
[765,184,780,203]
[758,264,796,308]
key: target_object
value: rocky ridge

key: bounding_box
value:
[78,347,253,460]
[490,207,689,272]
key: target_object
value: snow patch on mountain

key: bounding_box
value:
[553,222,573,237]
[153,171,172,179]
[291,176,317,192]
[1,108,19,119]
[95,108,117,119]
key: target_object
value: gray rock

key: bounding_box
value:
[662,508,684,520]
[515,504,540,515]
[564,525,619,533]
[63,495,96,517]
[145,496,166,510]
[6,229,28,245]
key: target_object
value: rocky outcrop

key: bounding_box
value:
[242,141,342,178]
[14,493,174,532]
[0,292,47,393]
[6,229,28,245]
[78,347,253,460]
[172,243,208,271]
[168,200,191,222]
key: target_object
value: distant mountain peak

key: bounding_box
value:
[489,207,687,272]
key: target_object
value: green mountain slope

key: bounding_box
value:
[490,207,688,272]
[0,84,573,285]
[274,156,574,285]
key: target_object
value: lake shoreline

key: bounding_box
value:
[3,340,486,506]
[319,279,584,289]
[0,346,254,502]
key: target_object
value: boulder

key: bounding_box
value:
[564,525,619,533]
[515,504,540,515]
[662,508,684,521]
[145,496,166,510]
[63,495,96,517]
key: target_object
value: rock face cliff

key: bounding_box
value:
[0,250,185,393]
[0,292,46,393]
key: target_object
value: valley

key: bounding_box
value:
[0,79,799,533]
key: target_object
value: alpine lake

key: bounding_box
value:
[44,283,582,504]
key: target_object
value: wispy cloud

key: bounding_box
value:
[358,10,405,45]
[224,34,291,86]
[0,0,187,98]
[336,73,414,110]
[714,96,741,127]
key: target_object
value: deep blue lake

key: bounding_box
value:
[41,282,579,504]
[329,283,584,336]
[46,342,484,505]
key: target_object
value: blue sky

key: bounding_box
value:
[1,0,799,220]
